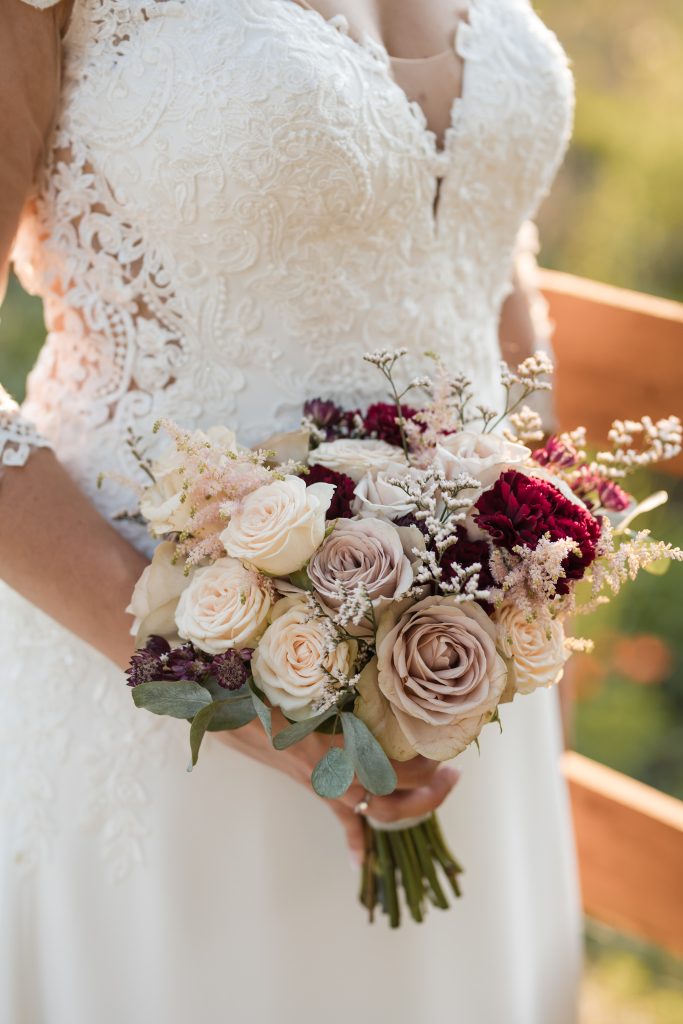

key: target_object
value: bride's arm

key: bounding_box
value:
[0,0,147,667]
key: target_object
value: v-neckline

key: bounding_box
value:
[277,1,481,230]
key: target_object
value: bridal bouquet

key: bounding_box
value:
[119,350,682,926]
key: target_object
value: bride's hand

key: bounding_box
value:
[214,710,460,864]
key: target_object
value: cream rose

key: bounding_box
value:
[140,426,241,536]
[356,596,508,760]
[220,475,334,576]
[126,541,189,644]
[252,598,357,720]
[307,517,415,614]
[309,439,406,483]
[494,603,569,695]
[352,462,423,521]
[174,557,272,655]
[433,432,530,491]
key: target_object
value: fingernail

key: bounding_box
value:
[348,850,363,870]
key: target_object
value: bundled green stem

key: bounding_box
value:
[359,813,463,927]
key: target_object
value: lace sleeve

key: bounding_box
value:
[0,0,65,465]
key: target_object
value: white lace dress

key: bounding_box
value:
[1,2,581,1021]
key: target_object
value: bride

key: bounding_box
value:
[0,1,581,1021]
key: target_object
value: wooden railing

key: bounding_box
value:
[540,270,683,958]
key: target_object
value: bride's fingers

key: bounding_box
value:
[328,801,365,865]
[392,754,441,790]
[359,766,460,825]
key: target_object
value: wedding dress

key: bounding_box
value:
[0,2,581,1021]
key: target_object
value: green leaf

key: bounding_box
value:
[311,746,355,798]
[132,680,212,719]
[189,702,217,768]
[205,693,257,731]
[273,707,336,750]
[341,713,397,796]
[288,568,315,592]
[248,680,272,739]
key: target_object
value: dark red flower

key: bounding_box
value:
[305,464,356,519]
[208,650,249,691]
[597,478,631,512]
[303,398,343,431]
[532,435,580,470]
[474,469,602,593]
[441,526,495,594]
[362,402,417,448]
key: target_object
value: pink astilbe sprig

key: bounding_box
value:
[151,419,273,567]
[488,535,581,617]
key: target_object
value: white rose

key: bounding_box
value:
[433,432,530,490]
[174,557,272,655]
[494,603,569,695]
[220,475,334,576]
[252,598,357,720]
[126,541,189,644]
[309,439,406,483]
[352,462,424,520]
[141,426,241,536]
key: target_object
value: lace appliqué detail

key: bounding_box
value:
[0,389,52,467]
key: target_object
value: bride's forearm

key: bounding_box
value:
[0,447,147,668]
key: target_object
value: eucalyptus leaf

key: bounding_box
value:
[642,556,672,577]
[311,746,355,798]
[189,702,217,768]
[206,693,257,731]
[273,707,337,750]
[341,713,397,796]
[132,680,211,719]
[248,680,272,739]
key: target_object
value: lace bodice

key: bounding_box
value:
[7,0,573,555]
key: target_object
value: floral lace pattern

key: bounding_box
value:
[4,0,574,877]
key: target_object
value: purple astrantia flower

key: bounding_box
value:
[208,650,249,691]
[126,635,171,687]
[303,398,344,431]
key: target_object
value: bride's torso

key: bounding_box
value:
[13,0,573,552]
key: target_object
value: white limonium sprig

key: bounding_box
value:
[484,353,553,434]
[330,580,376,632]
[596,415,682,479]
[362,348,431,461]
[504,405,545,445]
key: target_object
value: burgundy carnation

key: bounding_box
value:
[305,463,356,519]
[441,526,495,594]
[474,469,602,593]
[362,402,417,448]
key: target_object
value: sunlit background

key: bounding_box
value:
[1,2,681,1020]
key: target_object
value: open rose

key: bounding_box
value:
[140,426,240,536]
[432,432,530,493]
[126,541,190,645]
[494,603,569,695]
[220,475,334,576]
[174,557,272,655]
[251,598,357,720]
[309,438,405,483]
[307,517,416,616]
[356,596,507,760]
[352,462,423,521]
